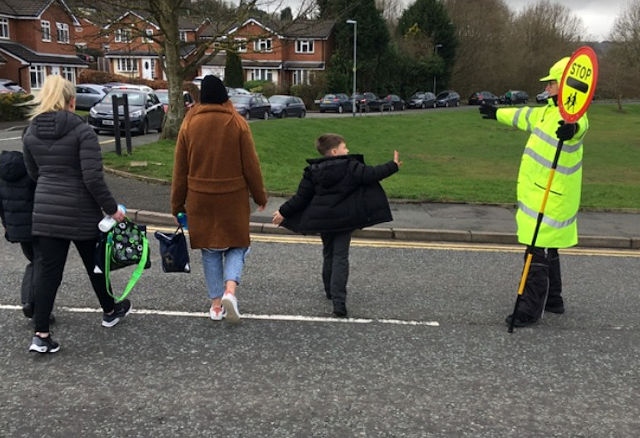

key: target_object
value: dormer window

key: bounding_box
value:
[41,21,51,41]
[56,22,69,44]
[115,28,132,43]
[0,17,8,39]
[254,38,272,52]
[295,39,314,54]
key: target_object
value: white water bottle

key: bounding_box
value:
[98,204,126,232]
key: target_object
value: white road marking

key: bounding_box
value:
[0,305,440,326]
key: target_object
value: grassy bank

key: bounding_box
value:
[101,104,640,210]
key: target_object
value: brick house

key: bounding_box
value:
[199,18,335,89]
[83,14,335,90]
[0,0,88,93]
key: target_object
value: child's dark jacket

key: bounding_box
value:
[0,150,35,242]
[279,154,398,234]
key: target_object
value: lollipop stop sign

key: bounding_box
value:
[558,46,598,123]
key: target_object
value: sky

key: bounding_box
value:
[266,0,628,42]
[503,0,627,41]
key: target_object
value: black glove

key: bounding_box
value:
[479,104,497,120]
[556,121,579,141]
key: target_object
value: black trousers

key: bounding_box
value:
[19,242,34,307]
[32,236,116,333]
[320,231,352,305]
[516,246,562,319]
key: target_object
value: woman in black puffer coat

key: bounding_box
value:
[22,75,128,354]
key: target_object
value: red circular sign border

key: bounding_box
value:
[558,46,599,123]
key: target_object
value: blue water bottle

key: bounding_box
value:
[177,212,188,229]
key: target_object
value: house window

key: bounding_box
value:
[295,40,314,54]
[30,65,45,89]
[0,17,8,39]
[116,58,138,72]
[250,69,273,81]
[41,21,51,41]
[61,67,75,82]
[254,38,272,52]
[179,30,187,42]
[234,38,247,53]
[293,69,313,85]
[143,29,153,43]
[56,22,70,44]
[115,28,133,43]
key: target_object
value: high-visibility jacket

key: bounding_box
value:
[496,101,589,248]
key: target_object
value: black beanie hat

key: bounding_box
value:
[200,75,228,104]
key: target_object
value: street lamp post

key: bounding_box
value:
[346,19,357,117]
[433,43,443,95]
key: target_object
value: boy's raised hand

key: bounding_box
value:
[394,150,402,167]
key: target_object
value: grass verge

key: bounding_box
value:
[101,104,640,210]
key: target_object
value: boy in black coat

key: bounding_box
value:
[0,150,40,319]
[272,133,401,317]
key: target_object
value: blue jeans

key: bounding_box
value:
[201,247,249,299]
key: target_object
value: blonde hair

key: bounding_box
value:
[29,75,76,119]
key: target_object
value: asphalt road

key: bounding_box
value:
[1,233,639,437]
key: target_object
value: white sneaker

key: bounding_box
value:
[221,293,241,323]
[209,306,226,321]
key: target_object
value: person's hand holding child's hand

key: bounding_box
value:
[272,210,284,226]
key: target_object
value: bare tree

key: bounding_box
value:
[506,0,583,93]
[603,0,640,106]
[444,0,512,98]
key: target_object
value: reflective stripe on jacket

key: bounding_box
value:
[496,102,589,248]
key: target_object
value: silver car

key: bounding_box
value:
[75,84,109,110]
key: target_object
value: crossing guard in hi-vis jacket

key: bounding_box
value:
[479,56,590,328]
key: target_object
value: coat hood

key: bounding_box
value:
[0,150,27,182]
[306,154,364,189]
[30,111,85,140]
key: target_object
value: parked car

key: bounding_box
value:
[468,91,500,105]
[500,90,529,105]
[0,78,27,94]
[74,84,109,110]
[536,90,550,103]
[88,89,165,135]
[435,90,460,107]
[382,94,406,111]
[355,92,385,112]
[407,91,436,109]
[319,93,352,113]
[108,83,154,93]
[230,93,271,120]
[269,95,306,118]
[227,87,251,96]
[154,89,195,113]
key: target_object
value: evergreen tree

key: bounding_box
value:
[318,0,392,94]
[397,0,458,92]
[225,50,244,88]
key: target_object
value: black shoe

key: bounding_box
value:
[333,302,348,318]
[29,334,60,354]
[325,291,332,300]
[102,299,132,327]
[505,313,538,328]
[545,302,565,314]
[22,303,34,319]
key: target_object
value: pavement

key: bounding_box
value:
[3,120,639,249]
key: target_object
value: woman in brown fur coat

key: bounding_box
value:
[171,75,268,323]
